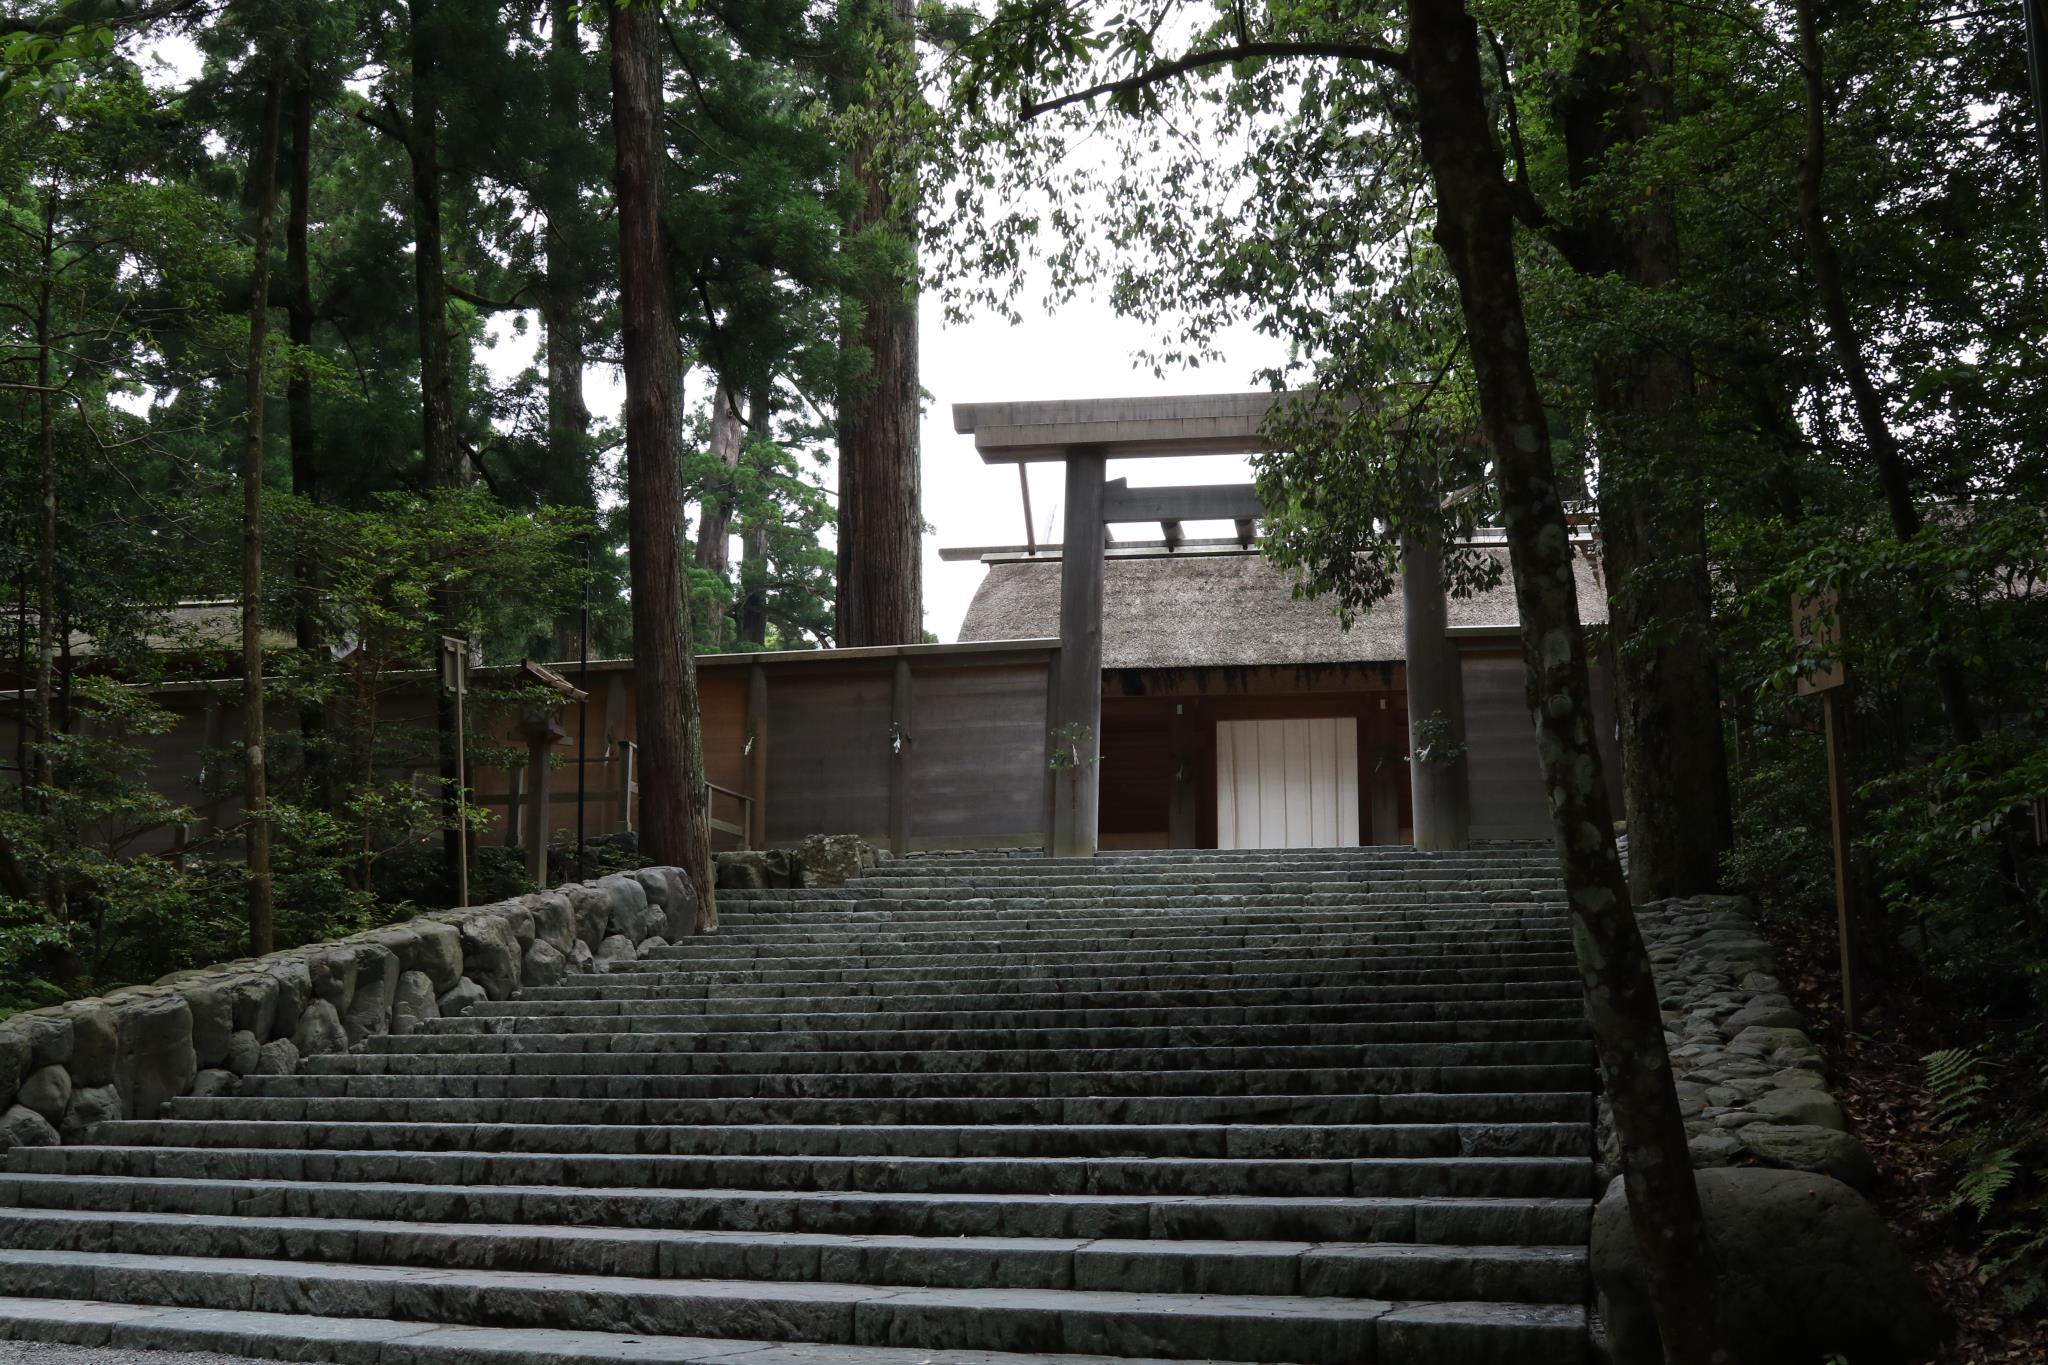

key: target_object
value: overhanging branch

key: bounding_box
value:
[1020,39,1408,120]
[0,0,205,38]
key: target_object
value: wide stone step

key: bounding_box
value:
[621,944,1579,979]
[651,929,1564,961]
[864,851,1555,874]
[828,867,1560,885]
[313,1040,1594,1076]
[691,913,1569,945]
[0,1297,1234,1365]
[0,1172,1597,1242]
[402,1017,1589,1052]
[0,1250,1586,1364]
[459,995,1588,1029]
[840,878,1562,896]
[584,958,1584,994]
[507,979,1586,1013]
[710,891,1562,913]
[162,1089,1594,1129]
[7,1146,1596,1200]
[635,929,1574,963]
[219,1066,1594,1105]
[783,880,1563,900]
[854,862,1560,874]
[87,1119,1591,1160]
[0,1209,1589,1302]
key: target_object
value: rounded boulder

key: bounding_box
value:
[1592,1167,1942,1365]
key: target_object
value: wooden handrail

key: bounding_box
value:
[705,781,754,850]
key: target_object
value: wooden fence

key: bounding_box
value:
[0,640,1063,863]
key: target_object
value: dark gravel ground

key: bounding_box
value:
[0,1346,266,1364]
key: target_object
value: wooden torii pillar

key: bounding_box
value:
[952,392,1470,858]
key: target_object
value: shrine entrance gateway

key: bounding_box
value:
[951,392,1469,859]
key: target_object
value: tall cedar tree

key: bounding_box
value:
[240,63,285,953]
[834,0,923,646]
[609,0,716,924]
[1554,0,1733,899]
[412,0,468,899]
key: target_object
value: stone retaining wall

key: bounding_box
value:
[0,866,697,1151]
[1603,893,1875,1190]
[1593,894,1942,1363]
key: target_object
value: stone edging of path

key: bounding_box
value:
[0,865,695,1151]
[1599,892,1876,1191]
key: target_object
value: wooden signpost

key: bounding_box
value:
[439,636,470,909]
[1793,590,1859,1031]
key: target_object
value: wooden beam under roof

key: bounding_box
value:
[1100,478,1265,524]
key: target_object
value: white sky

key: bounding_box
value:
[913,303,1280,641]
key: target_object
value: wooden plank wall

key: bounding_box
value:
[909,660,1050,849]
[763,668,893,845]
[1458,644,1625,839]
[1459,648,1551,838]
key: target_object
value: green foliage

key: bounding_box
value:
[1047,723,1096,775]
[1406,712,1465,768]
[1924,1042,2048,1310]
[1925,1048,1989,1135]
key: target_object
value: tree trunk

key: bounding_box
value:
[285,55,329,806]
[695,380,745,648]
[1791,0,1979,749]
[737,526,768,647]
[545,0,595,662]
[406,0,467,897]
[242,69,285,955]
[409,0,461,492]
[609,0,715,926]
[31,194,55,843]
[1556,2,1731,900]
[736,387,771,647]
[834,0,922,647]
[1402,3,1729,1359]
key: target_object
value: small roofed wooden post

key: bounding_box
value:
[1399,531,1469,850]
[516,660,590,886]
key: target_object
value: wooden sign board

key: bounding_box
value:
[1792,590,1845,695]
[439,635,469,697]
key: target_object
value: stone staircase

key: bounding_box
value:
[0,844,1597,1364]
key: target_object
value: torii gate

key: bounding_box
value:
[952,392,1467,858]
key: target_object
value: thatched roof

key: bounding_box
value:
[956,547,1609,669]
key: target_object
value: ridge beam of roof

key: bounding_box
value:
[952,390,1309,463]
[1101,479,1264,524]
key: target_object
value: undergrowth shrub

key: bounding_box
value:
[1925,1040,2048,1312]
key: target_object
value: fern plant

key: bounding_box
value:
[1926,1047,1987,1134]
[1925,1041,2048,1312]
